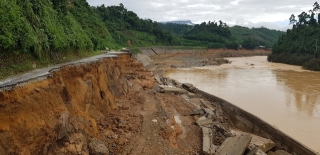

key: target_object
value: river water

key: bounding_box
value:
[165,56,320,153]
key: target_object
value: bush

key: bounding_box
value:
[303,58,320,71]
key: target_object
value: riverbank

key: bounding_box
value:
[0,49,315,154]
[139,48,271,75]
[138,48,318,155]
[159,54,320,154]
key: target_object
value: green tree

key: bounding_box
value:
[242,38,257,49]
[289,14,297,25]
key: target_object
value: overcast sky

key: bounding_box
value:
[87,0,318,31]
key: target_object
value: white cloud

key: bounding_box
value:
[87,0,318,31]
[231,0,241,6]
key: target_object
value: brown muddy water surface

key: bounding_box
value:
[165,56,320,153]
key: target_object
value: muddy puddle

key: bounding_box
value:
[165,56,320,153]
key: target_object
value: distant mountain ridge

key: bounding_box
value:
[160,20,195,25]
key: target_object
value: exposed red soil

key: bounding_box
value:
[0,54,203,155]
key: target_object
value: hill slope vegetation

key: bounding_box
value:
[229,26,285,48]
[268,2,320,70]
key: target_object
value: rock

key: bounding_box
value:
[200,99,215,111]
[182,83,197,93]
[202,127,216,155]
[196,116,213,127]
[154,75,163,85]
[187,92,196,98]
[246,146,259,155]
[213,124,233,137]
[216,134,252,155]
[159,85,188,94]
[190,109,201,116]
[232,129,275,152]
[89,138,109,155]
[172,79,183,88]
[202,108,215,117]
[248,144,267,155]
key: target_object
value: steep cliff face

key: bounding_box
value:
[0,54,153,154]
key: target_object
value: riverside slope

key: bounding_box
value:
[0,49,316,155]
[0,52,203,154]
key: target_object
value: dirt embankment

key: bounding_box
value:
[0,54,204,154]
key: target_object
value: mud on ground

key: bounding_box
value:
[141,48,271,75]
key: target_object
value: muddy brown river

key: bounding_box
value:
[165,56,320,153]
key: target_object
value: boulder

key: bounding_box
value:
[231,129,275,152]
[216,134,252,155]
[202,127,216,155]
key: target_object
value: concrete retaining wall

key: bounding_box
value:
[196,89,317,155]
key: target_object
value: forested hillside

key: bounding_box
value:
[160,22,284,49]
[0,0,116,59]
[159,21,239,48]
[268,2,320,71]
[93,4,174,47]
[229,26,285,48]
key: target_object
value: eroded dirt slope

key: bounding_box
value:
[0,54,203,155]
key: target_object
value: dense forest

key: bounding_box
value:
[94,4,174,46]
[0,0,117,59]
[229,26,285,48]
[159,21,238,48]
[268,2,320,70]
